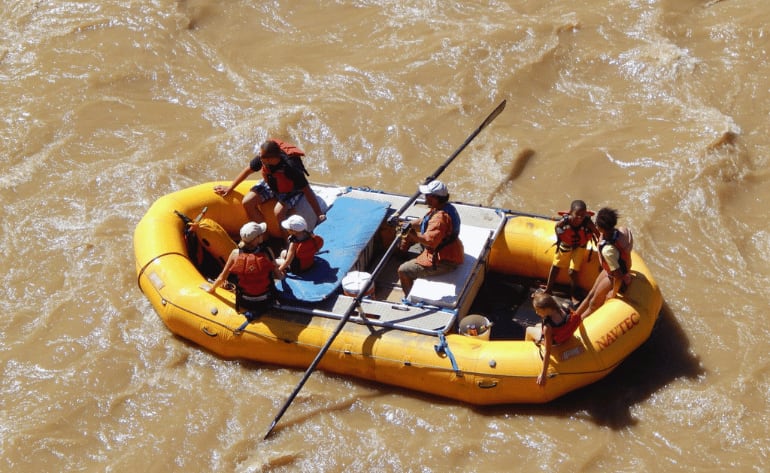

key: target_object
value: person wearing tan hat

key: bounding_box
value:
[276,215,324,276]
[206,221,282,331]
[397,180,464,297]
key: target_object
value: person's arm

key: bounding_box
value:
[587,220,600,242]
[270,259,283,280]
[578,272,612,320]
[207,250,238,293]
[400,215,427,246]
[278,242,297,273]
[537,326,553,386]
[602,245,623,299]
[414,212,447,248]
[401,218,421,238]
[214,165,254,196]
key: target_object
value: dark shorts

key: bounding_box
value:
[250,182,304,208]
[238,291,273,318]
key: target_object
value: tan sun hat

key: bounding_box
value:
[281,214,308,232]
[240,221,267,244]
[418,180,448,197]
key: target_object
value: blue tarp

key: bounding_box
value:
[275,196,389,302]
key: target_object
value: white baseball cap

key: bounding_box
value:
[240,221,267,243]
[281,214,308,232]
[418,180,448,197]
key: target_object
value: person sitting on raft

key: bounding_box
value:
[276,214,324,277]
[205,221,282,332]
[526,291,582,386]
[573,207,634,321]
[397,180,464,297]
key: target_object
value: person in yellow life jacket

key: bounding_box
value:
[276,214,324,277]
[397,180,464,297]
[573,207,634,321]
[213,139,326,227]
[205,221,282,332]
[542,199,599,304]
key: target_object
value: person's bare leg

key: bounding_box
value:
[575,272,611,320]
[543,265,559,294]
[242,192,265,223]
[568,269,580,305]
[398,271,413,296]
[274,201,289,239]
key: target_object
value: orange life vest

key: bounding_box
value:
[252,139,310,194]
[272,138,309,176]
[418,204,463,268]
[293,234,324,272]
[272,139,304,157]
[545,310,582,345]
[555,212,594,251]
[230,249,274,296]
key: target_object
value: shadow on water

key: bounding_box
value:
[262,391,386,440]
[479,300,704,429]
[254,299,702,434]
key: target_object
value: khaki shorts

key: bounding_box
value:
[552,246,587,271]
[398,259,459,281]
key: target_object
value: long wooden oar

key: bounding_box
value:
[263,100,506,439]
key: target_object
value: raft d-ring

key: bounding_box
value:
[477,379,498,389]
[201,327,218,337]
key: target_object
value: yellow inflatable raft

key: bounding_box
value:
[134,182,663,405]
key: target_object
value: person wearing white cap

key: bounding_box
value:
[397,180,464,296]
[206,221,281,331]
[276,214,324,276]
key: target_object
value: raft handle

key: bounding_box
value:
[477,379,498,389]
[201,326,218,337]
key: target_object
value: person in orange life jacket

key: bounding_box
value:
[573,207,634,321]
[542,199,599,304]
[397,180,464,297]
[526,292,582,386]
[276,214,324,276]
[206,222,282,329]
[213,139,326,226]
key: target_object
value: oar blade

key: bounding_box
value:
[479,99,506,131]
[264,420,278,440]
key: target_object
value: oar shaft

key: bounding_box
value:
[426,100,507,183]
[389,100,506,222]
[264,235,402,439]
